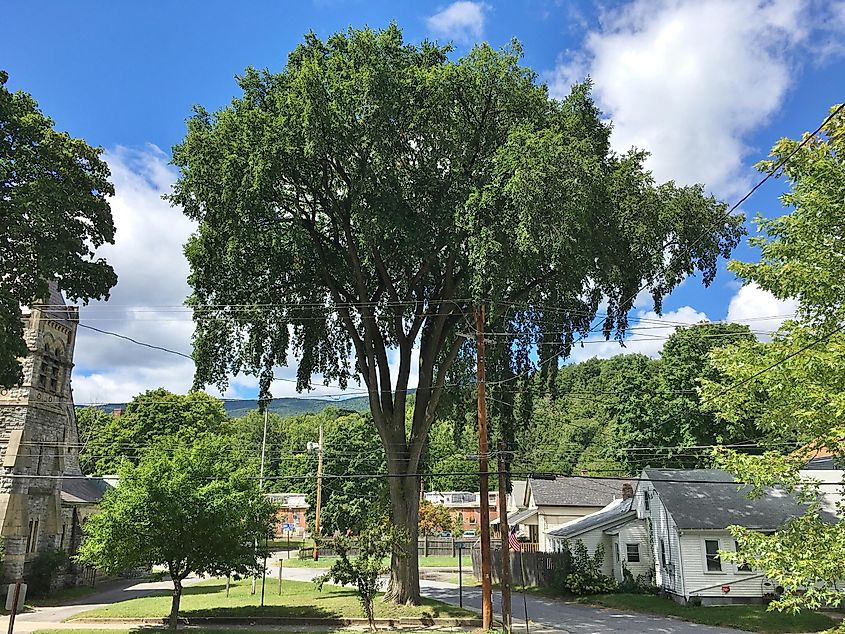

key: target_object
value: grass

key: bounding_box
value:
[281,555,460,569]
[578,593,836,633]
[26,585,99,607]
[36,630,345,634]
[70,577,474,621]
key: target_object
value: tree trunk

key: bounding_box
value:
[383,473,421,604]
[168,577,183,630]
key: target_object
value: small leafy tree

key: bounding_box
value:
[77,433,275,629]
[555,540,616,596]
[316,522,406,631]
[418,500,453,536]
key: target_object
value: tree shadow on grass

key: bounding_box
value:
[181,604,340,619]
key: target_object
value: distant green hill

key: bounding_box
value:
[223,395,371,418]
[82,395,372,418]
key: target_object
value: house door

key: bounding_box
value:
[612,537,624,583]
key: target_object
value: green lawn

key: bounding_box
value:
[579,593,836,633]
[281,554,460,569]
[70,577,474,621]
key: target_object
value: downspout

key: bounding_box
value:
[675,526,687,601]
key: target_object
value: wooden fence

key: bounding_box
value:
[471,548,570,587]
[302,536,480,559]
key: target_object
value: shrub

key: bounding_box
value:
[619,563,657,594]
[27,548,69,597]
[553,540,616,596]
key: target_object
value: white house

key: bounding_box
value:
[800,451,843,516]
[638,468,833,605]
[547,484,653,584]
[546,468,831,605]
[503,475,633,550]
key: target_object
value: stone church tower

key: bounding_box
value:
[0,284,89,584]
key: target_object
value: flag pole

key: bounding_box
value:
[519,549,529,634]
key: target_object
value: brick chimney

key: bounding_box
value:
[622,483,634,500]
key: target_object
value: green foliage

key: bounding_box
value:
[618,563,656,595]
[701,104,845,613]
[418,500,453,536]
[82,389,227,475]
[27,548,69,598]
[552,540,616,596]
[309,413,389,535]
[170,24,742,602]
[77,433,275,628]
[0,70,117,387]
[315,522,407,630]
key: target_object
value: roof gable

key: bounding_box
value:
[527,476,632,508]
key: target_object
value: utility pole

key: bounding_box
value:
[497,440,513,634]
[312,422,324,561]
[475,304,493,630]
[259,407,269,605]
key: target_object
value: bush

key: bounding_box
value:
[552,540,616,596]
[27,548,69,597]
[618,563,657,594]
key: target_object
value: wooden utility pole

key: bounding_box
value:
[475,305,493,630]
[312,422,324,561]
[497,440,513,634]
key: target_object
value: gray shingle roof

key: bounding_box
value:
[645,468,833,531]
[528,476,632,507]
[548,498,636,538]
[61,476,112,505]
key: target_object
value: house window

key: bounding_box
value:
[735,540,751,572]
[468,514,477,525]
[626,543,640,563]
[26,518,40,554]
[704,539,722,572]
[644,491,650,511]
[659,538,667,567]
[614,543,620,563]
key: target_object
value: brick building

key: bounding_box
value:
[266,492,309,537]
[423,491,501,532]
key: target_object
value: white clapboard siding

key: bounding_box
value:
[679,532,767,599]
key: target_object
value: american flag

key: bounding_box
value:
[508,526,522,552]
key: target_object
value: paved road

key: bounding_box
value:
[278,566,746,634]
[1,566,748,634]
[0,575,207,633]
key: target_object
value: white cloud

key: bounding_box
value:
[426,1,489,43]
[545,0,843,198]
[726,282,798,338]
[568,305,709,362]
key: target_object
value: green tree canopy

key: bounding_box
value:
[702,104,845,613]
[78,433,275,629]
[82,389,228,474]
[0,71,117,387]
[308,412,389,535]
[170,25,742,603]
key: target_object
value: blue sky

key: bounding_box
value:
[4,0,844,403]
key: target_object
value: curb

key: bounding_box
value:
[71,616,484,627]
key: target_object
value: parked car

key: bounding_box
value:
[462,530,477,538]
[440,530,452,538]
